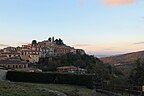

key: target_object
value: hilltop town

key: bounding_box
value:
[0,37,85,72]
[0,37,135,95]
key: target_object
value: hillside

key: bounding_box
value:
[100,50,144,65]
[100,51,144,76]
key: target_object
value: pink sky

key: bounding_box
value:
[0,0,144,56]
[103,0,136,5]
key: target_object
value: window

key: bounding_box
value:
[24,65,27,68]
[8,65,10,68]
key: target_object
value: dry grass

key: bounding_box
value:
[0,81,92,96]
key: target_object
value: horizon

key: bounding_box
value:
[0,0,144,56]
[1,37,144,57]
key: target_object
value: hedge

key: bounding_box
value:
[6,71,94,88]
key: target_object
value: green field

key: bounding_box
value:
[0,81,93,96]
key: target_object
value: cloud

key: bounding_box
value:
[17,42,29,45]
[0,44,10,47]
[103,0,136,5]
[79,0,84,6]
[132,42,144,45]
[14,41,29,46]
[104,48,113,50]
[74,44,91,47]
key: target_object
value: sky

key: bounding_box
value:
[0,0,144,56]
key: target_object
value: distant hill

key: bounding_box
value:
[100,51,144,65]
[100,51,144,75]
[94,55,111,58]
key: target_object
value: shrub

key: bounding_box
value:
[6,71,94,88]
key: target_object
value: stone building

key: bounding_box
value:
[20,50,40,63]
[29,53,39,63]
[57,66,87,74]
[0,57,28,69]
[40,47,55,58]
[1,52,20,58]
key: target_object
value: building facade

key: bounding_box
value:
[0,57,28,69]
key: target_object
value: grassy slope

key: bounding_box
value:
[100,51,144,64]
[0,81,92,96]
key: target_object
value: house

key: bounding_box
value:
[55,46,72,56]
[0,57,28,69]
[0,49,4,53]
[20,50,40,63]
[29,53,39,63]
[38,40,52,48]
[1,52,20,58]
[31,46,41,51]
[3,47,17,53]
[21,45,31,51]
[0,55,8,60]
[57,66,87,74]
[76,49,85,55]
[40,47,55,58]
[70,48,77,54]
[16,46,22,53]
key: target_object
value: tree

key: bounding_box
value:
[48,37,51,42]
[32,40,37,45]
[129,58,144,85]
[59,38,64,45]
[55,39,59,45]
[54,38,64,45]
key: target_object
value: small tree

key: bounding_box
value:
[32,40,37,45]
[59,38,64,45]
[55,39,59,44]
[48,37,51,42]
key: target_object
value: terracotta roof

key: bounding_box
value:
[57,66,79,70]
[4,47,15,49]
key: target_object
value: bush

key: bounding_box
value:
[6,71,94,88]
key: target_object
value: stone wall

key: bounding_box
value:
[0,69,7,80]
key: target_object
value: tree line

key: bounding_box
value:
[37,53,124,85]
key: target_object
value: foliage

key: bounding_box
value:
[39,53,102,71]
[54,38,64,45]
[32,40,37,45]
[6,71,94,88]
[48,37,51,42]
[38,53,124,86]
[129,58,144,86]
